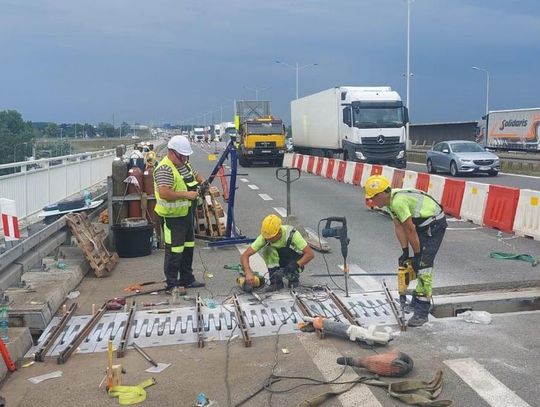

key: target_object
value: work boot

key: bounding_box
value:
[401,294,417,314]
[265,268,284,293]
[407,299,431,327]
[186,280,206,288]
[264,281,284,293]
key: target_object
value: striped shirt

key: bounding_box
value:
[154,162,198,188]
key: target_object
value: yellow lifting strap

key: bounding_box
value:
[298,370,453,407]
[108,377,156,405]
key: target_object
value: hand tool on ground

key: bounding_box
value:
[35,302,77,362]
[123,287,168,298]
[321,217,351,296]
[232,293,252,347]
[398,260,416,309]
[124,280,165,292]
[236,273,265,293]
[336,351,413,377]
[131,343,158,367]
[117,301,136,358]
[106,297,127,311]
[306,316,391,346]
[0,337,16,372]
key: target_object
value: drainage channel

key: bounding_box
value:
[431,288,540,318]
[26,291,399,358]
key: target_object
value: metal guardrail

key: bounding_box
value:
[0,149,116,222]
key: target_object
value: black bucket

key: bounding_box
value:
[112,224,153,258]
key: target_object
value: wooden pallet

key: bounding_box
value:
[66,213,119,277]
[195,187,226,237]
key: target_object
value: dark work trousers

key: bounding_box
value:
[160,208,195,289]
[415,216,447,298]
[268,246,303,286]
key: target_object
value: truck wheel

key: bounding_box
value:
[343,150,349,161]
[450,161,460,177]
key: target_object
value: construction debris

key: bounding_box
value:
[66,213,119,277]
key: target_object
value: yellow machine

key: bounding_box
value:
[236,273,265,292]
[238,116,286,167]
[398,260,416,306]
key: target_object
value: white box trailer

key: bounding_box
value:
[291,86,409,168]
[477,108,540,151]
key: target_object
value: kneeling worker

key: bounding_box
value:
[240,215,314,291]
[364,175,447,327]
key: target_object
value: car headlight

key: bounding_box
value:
[355,151,366,160]
[460,158,472,162]
[247,150,254,155]
[396,150,405,159]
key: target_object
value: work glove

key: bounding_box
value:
[398,247,410,266]
[412,252,422,272]
[284,261,298,278]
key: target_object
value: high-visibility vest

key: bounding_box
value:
[153,156,192,217]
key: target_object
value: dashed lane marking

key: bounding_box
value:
[259,194,273,201]
[235,244,267,274]
[339,264,382,292]
[444,358,531,407]
[273,207,287,217]
[248,184,260,190]
[240,178,249,183]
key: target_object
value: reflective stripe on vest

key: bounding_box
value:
[154,156,191,217]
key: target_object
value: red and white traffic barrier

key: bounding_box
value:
[513,189,540,241]
[0,198,21,241]
[282,152,540,239]
[460,182,489,224]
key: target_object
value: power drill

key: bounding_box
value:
[397,259,416,307]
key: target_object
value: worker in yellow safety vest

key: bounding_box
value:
[364,175,447,327]
[154,135,207,292]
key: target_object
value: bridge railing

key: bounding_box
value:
[0,149,116,222]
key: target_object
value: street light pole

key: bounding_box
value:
[404,0,414,149]
[472,66,490,117]
[275,61,318,99]
[245,86,269,101]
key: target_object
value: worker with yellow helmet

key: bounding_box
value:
[240,215,315,292]
[364,175,447,327]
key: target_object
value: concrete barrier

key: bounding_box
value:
[427,175,446,203]
[343,161,356,185]
[283,153,293,168]
[360,164,372,187]
[402,170,418,189]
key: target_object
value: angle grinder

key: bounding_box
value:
[236,274,265,293]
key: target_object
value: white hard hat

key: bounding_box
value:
[167,135,193,156]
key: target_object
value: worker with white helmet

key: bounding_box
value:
[154,135,207,292]
[364,175,447,327]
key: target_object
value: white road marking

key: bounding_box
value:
[235,244,267,274]
[444,358,531,407]
[447,227,484,231]
[297,334,383,407]
[303,227,328,245]
[273,207,287,217]
[338,264,383,292]
[409,160,540,179]
[259,194,273,201]
[240,178,249,183]
[248,184,259,190]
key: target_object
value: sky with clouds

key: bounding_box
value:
[1,0,539,125]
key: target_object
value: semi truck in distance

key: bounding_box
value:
[291,86,409,168]
[476,108,540,151]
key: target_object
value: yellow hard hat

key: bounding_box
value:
[261,214,282,239]
[364,175,391,199]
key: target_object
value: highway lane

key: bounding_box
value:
[190,142,540,294]
[407,161,540,190]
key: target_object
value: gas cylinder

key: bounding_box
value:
[143,165,158,228]
[112,157,128,223]
[127,166,143,218]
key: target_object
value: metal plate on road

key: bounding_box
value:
[27,291,399,357]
